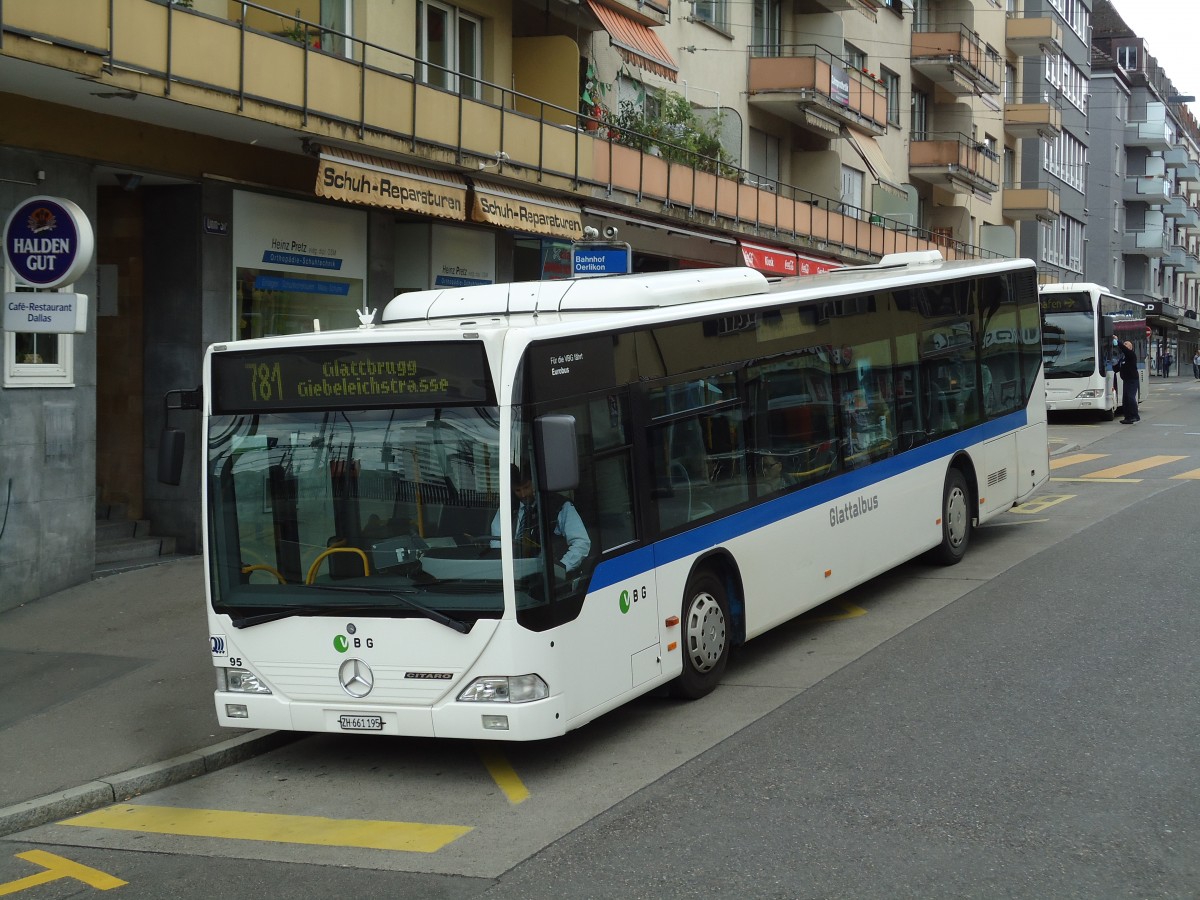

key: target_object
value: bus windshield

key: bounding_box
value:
[1042,310,1098,378]
[206,404,508,627]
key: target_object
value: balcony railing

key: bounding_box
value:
[1005,15,1062,57]
[1122,228,1170,257]
[0,0,995,263]
[1002,182,1060,222]
[1123,175,1169,206]
[909,132,1000,195]
[1177,160,1200,186]
[910,24,1001,96]
[1125,104,1171,151]
[748,44,889,136]
[1003,101,1062,141]
[1164,147,1189,169]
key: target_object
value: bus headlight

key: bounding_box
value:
[457,674,548,703]
[1077,389,1104,399]
[219,667,273,694]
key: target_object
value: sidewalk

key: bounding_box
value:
[0,557,292,835]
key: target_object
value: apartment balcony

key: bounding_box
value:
[1164,147,1190,168]
[1164,194,1188,218]
[1178,160,1200,185]
[1178,204,1200,231]
[1005,15,1063,57]
[748,45,888,137]
[1166,244,1200,274]
[1126,104,1171,150]
[911,24,1001,97]
[0,0,988,268]
[1002,182,1060,222]
[1123,228,1170,257]
[909,133,1001,195]
[1124,174,1169,206]
[1003,102,1061,141]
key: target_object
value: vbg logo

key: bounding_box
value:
[210,635,227,656]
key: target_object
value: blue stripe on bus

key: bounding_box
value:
[588,408,1030,591]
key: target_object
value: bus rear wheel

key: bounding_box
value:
[670,570,730,700]
[930,468,971,566]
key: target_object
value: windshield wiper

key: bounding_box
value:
[300,583,471,633]
[231,589,471,632]
[232,605,328,628]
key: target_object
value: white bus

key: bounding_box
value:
[1039,283,1147,419]
[180,251,1048,741]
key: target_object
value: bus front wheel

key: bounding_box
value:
[670,570,730,699]
[930,468,972,565]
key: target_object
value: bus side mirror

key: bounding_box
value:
[534,414,579,492]
[157,387,202,486]
[158,428,186,486]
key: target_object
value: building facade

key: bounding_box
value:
[0,0,1074,605]
[1088,0,1200,370]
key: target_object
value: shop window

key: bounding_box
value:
[3,268,74,388]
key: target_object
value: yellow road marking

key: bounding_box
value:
[1011,494,1075,513]
[478,748,530,805]
[1049,453,1108,470]
[1079,455,1187,479]
[0,850,125,895]
[1051,477,1142,483]
[1171,468,1200,479]
[61,804,470,853]
[805,603,867,623]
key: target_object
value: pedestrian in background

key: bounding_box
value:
[1192,349,1199,380]
[1115,340,1140,425]
[1164,351,1173,378]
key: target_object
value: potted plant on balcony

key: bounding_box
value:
[606,93,732,176]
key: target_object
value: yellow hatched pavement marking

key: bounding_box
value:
[804,603,867,623]
[1049,453,1108,470]
[1079,455,1187,479]
[61,804,470,853]
[1171,467,1200,479]
[0,850,126,895]
[478,748,531,805]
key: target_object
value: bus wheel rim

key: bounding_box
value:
[686,593,726,672]
[946,485,968,548]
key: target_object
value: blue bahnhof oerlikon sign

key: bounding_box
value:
[571,241,631,278]
[2,195,94,334]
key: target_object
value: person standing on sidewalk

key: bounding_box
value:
[1164,351,1172,378]
[1193,349,1200,379]
[1115,340,1140,424]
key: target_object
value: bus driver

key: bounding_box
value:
[491,464,591,579]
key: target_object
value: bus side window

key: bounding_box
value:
[835,337,895,469]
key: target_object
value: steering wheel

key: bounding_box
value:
[306,547,370,584]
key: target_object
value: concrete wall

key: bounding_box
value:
[0,149,98,610]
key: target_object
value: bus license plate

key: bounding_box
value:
[338,715,383,731]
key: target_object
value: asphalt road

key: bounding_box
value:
[3,384,1198,898]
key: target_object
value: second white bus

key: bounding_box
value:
[1039,283,1147,419]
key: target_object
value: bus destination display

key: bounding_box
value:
[211,343,492,413]
[1039,292,1091,314]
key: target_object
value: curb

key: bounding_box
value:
[0,729,299,837]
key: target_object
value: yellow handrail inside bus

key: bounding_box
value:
[306,547,370,584]
[241,563,286,584]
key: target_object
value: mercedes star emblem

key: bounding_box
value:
[338,658,374,698]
